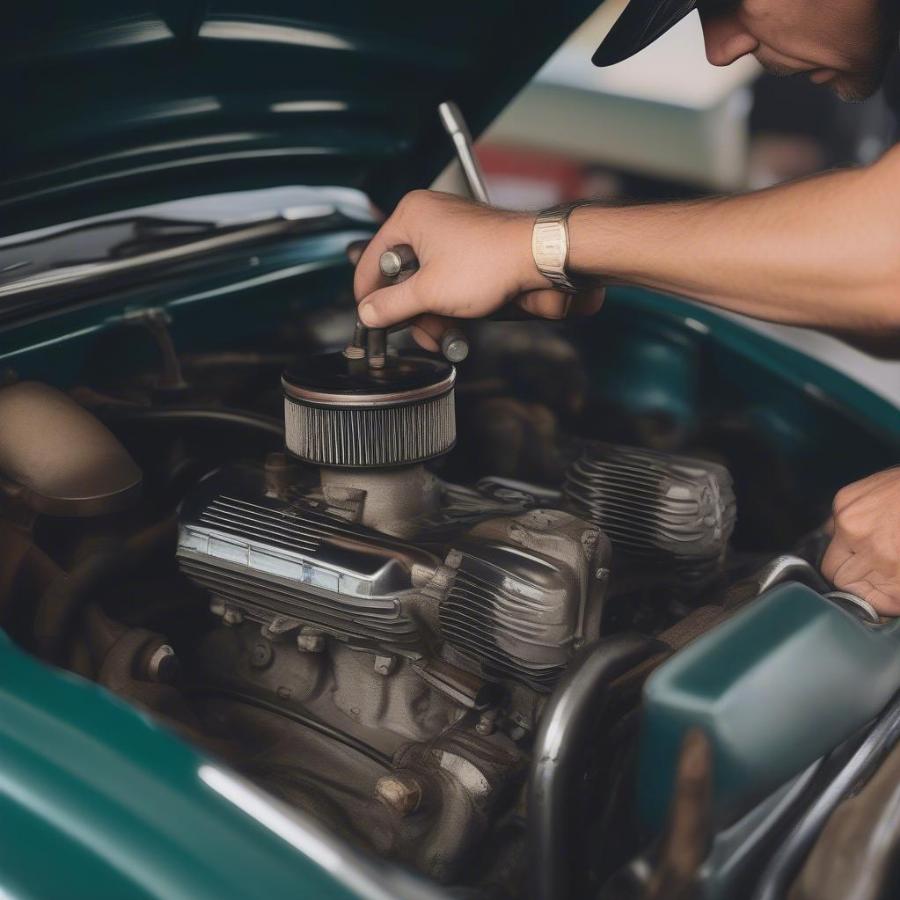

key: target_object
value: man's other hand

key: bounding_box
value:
[822,468,900,615]
[353,190,605,351]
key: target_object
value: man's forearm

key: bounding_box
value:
[354,149,900,336]
[568,147,900,330]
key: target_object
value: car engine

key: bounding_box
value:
[169,340,735,884]
[0,316,752,896]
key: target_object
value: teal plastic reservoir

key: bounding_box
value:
[638,583,900,832]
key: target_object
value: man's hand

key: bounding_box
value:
[822,468,900,615]
[353,190,605,351]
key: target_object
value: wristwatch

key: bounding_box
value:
[531,203,585,293]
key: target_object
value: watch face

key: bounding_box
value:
[533,220,567,271]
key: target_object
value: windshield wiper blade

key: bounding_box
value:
[0,204,342,302]
[0,214,224,284]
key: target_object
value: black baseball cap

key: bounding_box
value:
[592,0,699,66]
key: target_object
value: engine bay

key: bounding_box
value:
[0,295,895,899]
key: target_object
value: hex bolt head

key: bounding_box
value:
[250,641,274,669]
[375,774,423,817]
[222,607,244,627]
[261,616,301,641]
[373,654,397,676]
[146,644,179,683]
[475,709,498,736]
[296,627,325,653]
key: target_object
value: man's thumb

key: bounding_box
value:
[357,276,424,328]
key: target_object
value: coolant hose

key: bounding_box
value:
[527,633,664,900]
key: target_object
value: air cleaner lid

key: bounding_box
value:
[282,351,455,408]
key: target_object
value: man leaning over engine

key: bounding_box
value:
[354,0,900,614]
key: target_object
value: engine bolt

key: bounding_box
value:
[222,607,243,627]
[373,654,397,676]
[261,616,301,641]
[146,644,179,683]
[476,709,498,736]
[250,641,274,669]
[375,774,423,817]
[296,627,325,653]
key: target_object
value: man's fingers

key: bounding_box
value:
[570,287,607,317]
[823,516,900,588]
[517,289,571,319]
[832,481,865,515]
[409,315,451,352]
[353,219,409,303]
[346,239,369,267]
[840,578,900,616]
[409,325,440,352]
[354,239,386,302]
[829,546,875,588]
[515,287,606,320]
[823,545,900,615]
[358,275,429,329]
[821,534,853,582]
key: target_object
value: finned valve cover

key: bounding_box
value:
[564,442,736,591]
[282,352,456,468]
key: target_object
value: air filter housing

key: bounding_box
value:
[282,352,456,468]
[563,442,736,592]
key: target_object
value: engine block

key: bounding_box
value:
[173,429,738,885]
[178,464,609,691]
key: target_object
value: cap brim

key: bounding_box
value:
[592,0,698,67]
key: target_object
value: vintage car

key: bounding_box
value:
[2,3,899,899]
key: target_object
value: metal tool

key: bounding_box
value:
[375,99,497,363]
[358,101,546,366]
[438,101,491,205]
[373,249,471,363]
[379,244,419,279]
[440,329,469,363]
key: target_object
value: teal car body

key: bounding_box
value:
[3,3,900,898]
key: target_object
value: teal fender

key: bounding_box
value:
[638,584,900,832]
[0,631,436,900]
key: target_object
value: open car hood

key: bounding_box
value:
[3,1,601,234]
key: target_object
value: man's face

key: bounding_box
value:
[699,0,899,100]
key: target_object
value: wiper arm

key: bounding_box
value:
[0,204,342,302]
[106,215,223,257]
[0,214,224,283]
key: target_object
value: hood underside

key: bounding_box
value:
[4,1,601,235]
